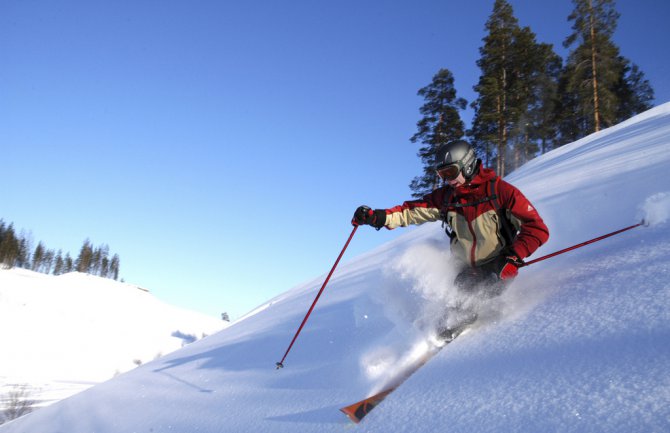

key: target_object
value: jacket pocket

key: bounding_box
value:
[472,210,505,265]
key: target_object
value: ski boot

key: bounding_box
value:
[436,311,478,343]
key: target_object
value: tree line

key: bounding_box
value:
[410,0,654,196]
[0,219,120,280]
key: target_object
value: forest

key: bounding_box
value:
[409,0,654,197]
[0,220,120,280]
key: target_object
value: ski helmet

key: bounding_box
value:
[435,140,478,180]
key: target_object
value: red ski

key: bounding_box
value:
[340,388,394,423]
[339,340,444,423]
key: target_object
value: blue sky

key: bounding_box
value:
[2,0,669,320]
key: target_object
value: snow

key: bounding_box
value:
[0,270,226,408]
[2,103,670,432]
[640,192,670,226]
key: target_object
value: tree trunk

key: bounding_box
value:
[499,65,508,177]
[589,0,601,132]
[497,94,505,176]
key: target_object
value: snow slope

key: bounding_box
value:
[0,270,226,409]
[2,103,670,432]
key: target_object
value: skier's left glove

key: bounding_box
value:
[495,249,524,280]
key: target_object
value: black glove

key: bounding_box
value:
[352,205,386,229]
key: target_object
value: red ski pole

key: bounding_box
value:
[520,220,645,267]
[276,225,358,369]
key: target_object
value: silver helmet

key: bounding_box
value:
[435,140,478,180]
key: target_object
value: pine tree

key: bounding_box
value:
[614,59,654,121]
[64,253,74,273]
[54,250,64,275]
[471,0,564,175]
[99,244,110,277]
[507,27,562,168]
[511,27,562,162]
[43,249,55,274]
[409,68,467,197]
[555,64,585,144]
[101,256,110,278]
[110,254,120,281]
[560,0,654,142]
[0,222,8,268]
[17,234,31,269]
[76,239,94,273]
[92,246,102,276]
[471,0,522,177]
[529,44,563,154]
[32,242,46,272]
[564,0,621,133]
[0,224,20,269]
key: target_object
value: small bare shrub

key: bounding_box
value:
[1,384,35,424]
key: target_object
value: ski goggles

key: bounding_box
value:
[436,163,462,181]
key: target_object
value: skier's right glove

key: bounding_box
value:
[352,205,386,229]
[493,249,524,280]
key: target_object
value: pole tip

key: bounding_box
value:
[275,362,284,370]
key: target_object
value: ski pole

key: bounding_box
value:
[276,225,358,369]
[520,220,645,267]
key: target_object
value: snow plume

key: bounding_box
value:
[361,337,436,394]
[358,236,526,392]
[376,237,510,335]
[355,238,454,390]
[638,191,670,227]
[381,238,456,333]
[373,235,554,345]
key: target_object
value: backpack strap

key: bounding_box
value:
[446,180,498,209]
[488,178,501,210]
[488,177,517,247]
[441,187,456,239]
[441,177,518,246]
[449,195,497,208]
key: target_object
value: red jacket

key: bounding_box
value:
[384,166,549,267]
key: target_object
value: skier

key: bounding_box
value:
[352,140,549,341]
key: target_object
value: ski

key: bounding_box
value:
[339,329,467,423]
[340,388,394,423]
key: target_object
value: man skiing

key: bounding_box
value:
[352,140,549,341]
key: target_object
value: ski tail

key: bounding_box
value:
[340,388,395,423]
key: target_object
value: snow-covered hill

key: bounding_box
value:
[0,270,226,411]
[2,103,670,432]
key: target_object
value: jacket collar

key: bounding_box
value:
[456,163,497,192]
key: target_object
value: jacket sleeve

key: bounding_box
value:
[497,180,549,259]
[383,188,446,229]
